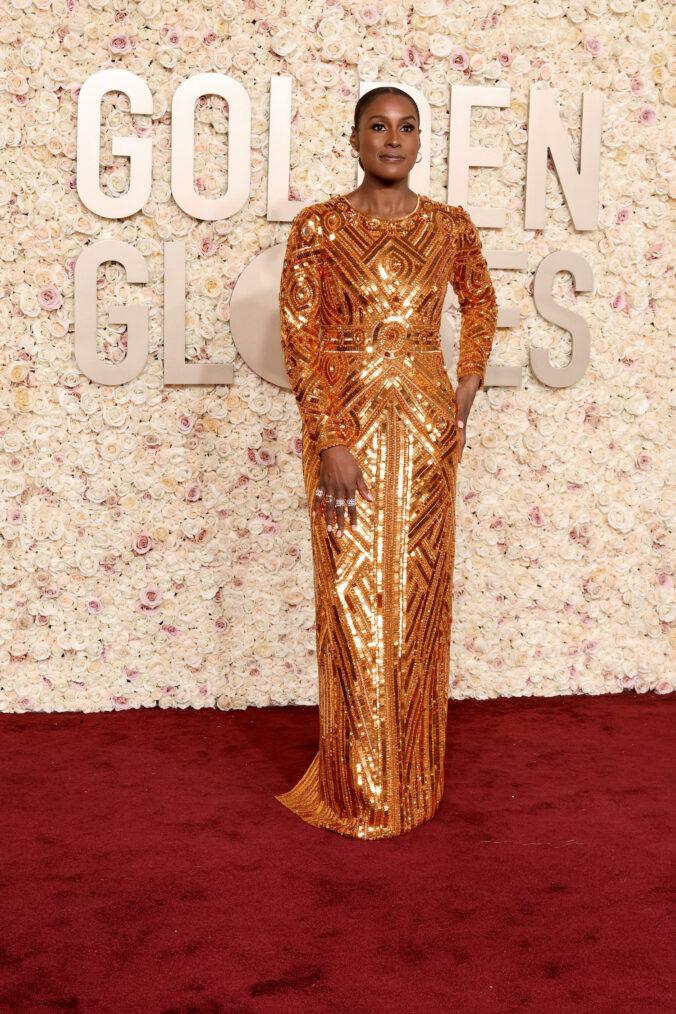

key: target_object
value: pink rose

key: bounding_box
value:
[583,36,602,56]
[497,50,513,67]
[109,35,130,54]
[528,506,545,526]
[402,46,421,68]
[356,6,380,26]
[132,533,153,555]
[139,585,162,609]
[583,402,600,425]
[186,484,202,502]
[639,106,657,125]
[177,413,194,434]
[610,291,631,315]
[450,49,469,71]
[616,207,632,224]
[38,287,63,310]
[488,12,499,26]
[197,238,216,257]
[646,241,668,261]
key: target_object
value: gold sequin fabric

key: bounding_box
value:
[275,193,497,838]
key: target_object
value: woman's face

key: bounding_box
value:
[350,93,420,181]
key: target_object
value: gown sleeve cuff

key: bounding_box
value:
[315,422,348,456]
[457,366,485,390]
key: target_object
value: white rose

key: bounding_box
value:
[413,0,443,13]
[85,482,108,504]
[79,450,100,475]
[20,40,42,68]
[157,47,178,69]
[313,64,340,88]
[606,504,634,532]
[429,34,453,58]
[76,550,99,578]
[358,57,381,80]
[270,33,298,57]
[657,602,676,623]
[624,393,649,416]
[401,67,424,86]
[427,83,449,106]
[19,289,40,317]
[537,0,565,17]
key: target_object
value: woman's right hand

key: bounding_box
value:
[314,445,373,538]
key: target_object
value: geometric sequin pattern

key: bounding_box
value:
[275,193,498,838]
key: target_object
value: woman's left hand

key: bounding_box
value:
[455,374,482,463]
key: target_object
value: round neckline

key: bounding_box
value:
[339,192,421,223]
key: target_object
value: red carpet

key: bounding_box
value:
[1,691,674,1014]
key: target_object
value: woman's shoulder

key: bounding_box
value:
[424,200,480,247]
[290,198,334,226]
[287,200,330,248]
[423,197,470,224]
[289,198,343,238]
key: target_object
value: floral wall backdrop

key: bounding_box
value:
[0,0,674,713]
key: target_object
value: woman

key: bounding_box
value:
[275,86,498,839]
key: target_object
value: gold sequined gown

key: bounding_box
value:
[275,193,497,839]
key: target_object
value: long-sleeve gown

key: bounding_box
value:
[275,192,498,839]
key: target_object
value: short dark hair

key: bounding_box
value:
[353,86,420,132]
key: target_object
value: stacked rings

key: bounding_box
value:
[315,491,357,508]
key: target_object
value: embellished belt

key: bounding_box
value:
[321,323,440,354]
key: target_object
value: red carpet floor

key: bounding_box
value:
[1,691,674,1014]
